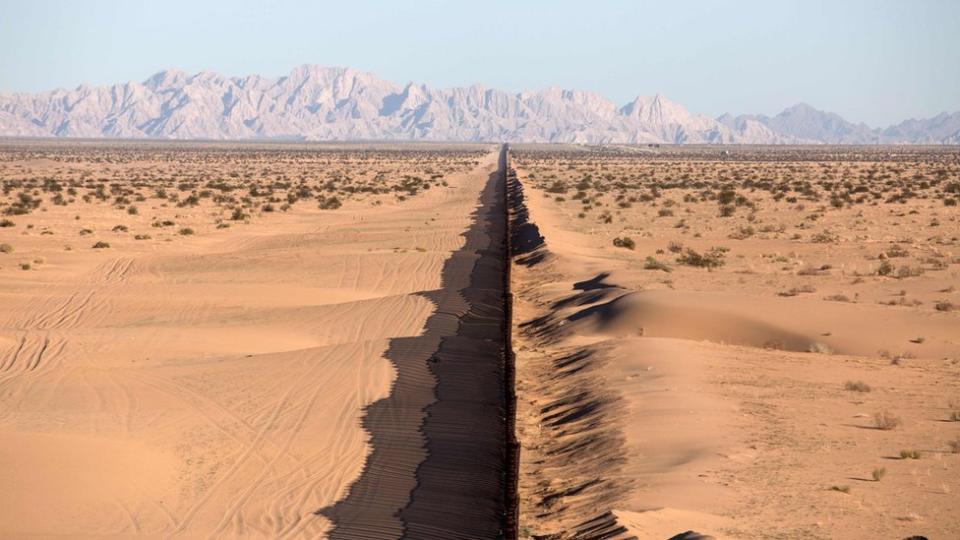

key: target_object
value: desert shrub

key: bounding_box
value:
[949,439,960,454]
[899,449,921,460]
[545,181,567,194]
[230,208,247,221]
[811,230,839,243]
[922,256,948,270]
[0,243,12,254]
[612,236,635,250]
[872,467,886,481]
[844,380,871,392]
[873,410,901,430]
[884,246,910,258]
[829,485,850,494]
[178,194,200,207]
[127,206,139,215]
[92,241,111,249]
[934,301,954,312]
[134,234,151,240]
[728,226,755,240]
[178,227,194,236]
[318,196,342,210]
[0,219,14,227]
[112,225,128,233]
[808,342,832,354]
[824,294,852,302]
[877,260,894,276]
[677,247,727,268]
[798,265,830,276]
[895,265,923,279]
[20,263,31,270]
[643,256,671,272]
[779,285,816,297]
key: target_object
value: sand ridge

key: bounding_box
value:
[509,166,636,540]
[510,146,960,539]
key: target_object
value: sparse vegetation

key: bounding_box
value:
[873,410,901,430]
[643,256,671,272]
[871,467,886,482]
[808,342,832,354]
[676,247,727,269]
[612,236,635,250]
[935,301,955,312]
[844,380,871,393]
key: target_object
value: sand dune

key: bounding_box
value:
[0,143,505,537]
[509,167,636,540]
[510,147,960,539]
[3,139,957,538]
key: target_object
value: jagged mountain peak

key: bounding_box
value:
[620,94,687,120]
[781,102,818,113]
[144,68,189,90]
[0,66,955,144]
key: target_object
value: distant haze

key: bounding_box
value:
[2,66,958,143]
[1,0,958,127]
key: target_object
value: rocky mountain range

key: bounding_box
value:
[1,65,957,144]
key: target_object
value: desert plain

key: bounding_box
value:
[0,140,958,540]
[510,145,960,539]
[0,140,499,538]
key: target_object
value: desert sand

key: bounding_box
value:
[0,141,505,538]
[510,145,960,539]
[2,140,958,540]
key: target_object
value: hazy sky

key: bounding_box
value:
[2,0,958,126]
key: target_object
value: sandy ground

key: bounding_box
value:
[511,147,960,539]
[0,142,497,537]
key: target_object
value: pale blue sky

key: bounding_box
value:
[2,0,958,126]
